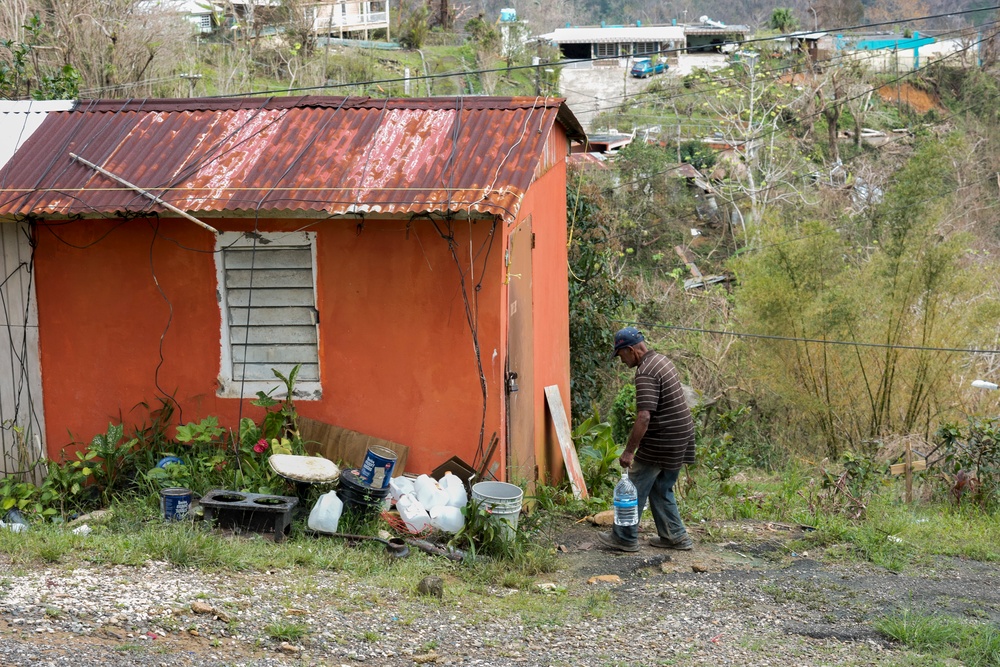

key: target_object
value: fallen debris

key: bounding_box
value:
[190,601,229,622]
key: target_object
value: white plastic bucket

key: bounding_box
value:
[471,481,523,539]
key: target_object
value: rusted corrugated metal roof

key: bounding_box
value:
[566,152,609,169]
[0,96,585,224]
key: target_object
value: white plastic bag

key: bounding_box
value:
[396,493,431,534]
[429,505,465,533]
[440,473,468,508]
[307,491,343,534]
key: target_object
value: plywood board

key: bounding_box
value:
[544,385,588,500]
[298,417,408,476]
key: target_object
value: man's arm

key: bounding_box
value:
[619,409,651,469]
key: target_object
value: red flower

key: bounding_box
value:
[253,438,269,454]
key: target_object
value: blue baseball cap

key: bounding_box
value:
[613,327,645,357]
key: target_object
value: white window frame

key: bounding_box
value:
[215,231,322,400]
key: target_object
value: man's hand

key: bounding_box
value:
[619,449,635,469]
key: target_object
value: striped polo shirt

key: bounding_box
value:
[634,351,695,469]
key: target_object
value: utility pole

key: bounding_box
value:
[180,72,202,97]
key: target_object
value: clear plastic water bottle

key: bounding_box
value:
[613,470,639,526]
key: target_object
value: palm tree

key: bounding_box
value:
[769,8,798,33]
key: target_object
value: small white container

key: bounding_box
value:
[307,491,344,534]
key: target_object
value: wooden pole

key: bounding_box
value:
[70,153,219,235]
[905,441,913,503]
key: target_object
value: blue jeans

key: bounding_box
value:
[612,459,688,546]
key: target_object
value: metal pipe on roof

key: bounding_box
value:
[69,152,219,235]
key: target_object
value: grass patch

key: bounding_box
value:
[264,620,309,641]
[874,609,1000,665]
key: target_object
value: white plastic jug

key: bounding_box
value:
[307,491,343,534]
[414,474,448,509]
[440,472,468,508]
[389,476,415,503]
[396,493,431,534]
[429,505,465,533]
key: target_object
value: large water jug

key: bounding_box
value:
[307,491,343,534]
[389,476,415,503]
[429,505,465,533]
[397,493,431,533]
[440,472,468,508]
[414,474,448,509]
[613,470,639,526]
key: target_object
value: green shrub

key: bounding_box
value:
[572,405,622,498]
[610,384,636,447]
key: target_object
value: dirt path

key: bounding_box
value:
[2,517,999,666]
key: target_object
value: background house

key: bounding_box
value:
[541,19,749,130]
[0,96,585,486]
[305,0,390,40]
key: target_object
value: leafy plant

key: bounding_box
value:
[251,365,304,446]
[175,417,224,446]
[695,405,752,494]
[87,422,140,504]
[572,405,623,498]
[934,418,1000,507]
[0,15,80,100]
[397,0,429,49]
[144,461,194,491]
[40,452,99,519]
[679,140,717,170]
[610,384,636,447]
[0,477,45,515]
[817,449,887,520]
[452,496,531,561]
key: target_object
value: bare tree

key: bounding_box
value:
[816,68,844,163]
[1,1,194,97]
[698,58,812,241]
[812,0,863,30]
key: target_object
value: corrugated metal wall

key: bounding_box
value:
[0,222,46,482]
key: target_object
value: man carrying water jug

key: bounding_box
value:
[598,326,696,553]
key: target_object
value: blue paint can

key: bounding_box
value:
[160,487,192,521]
[359,446,397,489]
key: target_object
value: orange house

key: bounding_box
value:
[0,96,585,485]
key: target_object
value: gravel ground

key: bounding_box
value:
[2,518,998,666]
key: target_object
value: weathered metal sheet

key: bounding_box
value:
[0,97,584,225]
